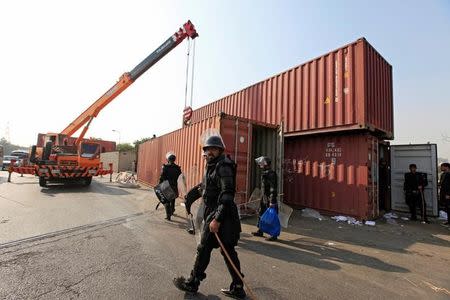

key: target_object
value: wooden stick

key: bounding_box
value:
[214,232,257,300]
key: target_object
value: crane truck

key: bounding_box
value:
[10,21,198,187]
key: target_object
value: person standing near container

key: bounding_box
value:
[439,163,450,226]
[252,156,279,241]
[159,152,182,221]
[404,164,429,223]
[174,134,246,299]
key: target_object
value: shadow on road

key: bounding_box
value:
[181,292,220,299]
[39,182,132,196]
[238,236,410,273]
[242,211,450,255]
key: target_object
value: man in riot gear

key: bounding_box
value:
[439,163,450,226]
[159,152,182,221]
[404,164,429,223]
[252,156,279,241]
[174,134,246,299]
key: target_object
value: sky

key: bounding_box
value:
[1,0,449,158]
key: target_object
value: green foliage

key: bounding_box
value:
[116,143,134,152]
[0,137,28,155]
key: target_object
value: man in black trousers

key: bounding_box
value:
[404,164,429,223]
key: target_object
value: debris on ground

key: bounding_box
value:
[331,215,362,226]
[401,217,409,221]
[439,210,448,220]
[365,221,376,226]
[302,208,325,221]
[384,212,399,225]
[115,172,140,188]
[383,212,399,219]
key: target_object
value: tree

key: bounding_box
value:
[133,136,155,150]
[116,143,134,152]
[0,137,28,155]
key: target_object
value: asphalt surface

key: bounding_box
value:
[1,172,449,299]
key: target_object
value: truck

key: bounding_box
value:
[10,21,198,187]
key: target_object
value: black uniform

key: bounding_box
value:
[159,163,182,219]
[404,172,427,221]
[439,171,450,223]
[187,154,243,289]
[256,169,278,230]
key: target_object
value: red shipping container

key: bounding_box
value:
[190,38,393,139]
[137,114,279,206]
[283,132,384,220]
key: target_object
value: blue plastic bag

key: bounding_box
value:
[259,207,281,237]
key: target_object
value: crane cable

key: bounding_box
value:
[189,39,196,107]
[184,38,191,108]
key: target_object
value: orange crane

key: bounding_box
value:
[10,21,198,187]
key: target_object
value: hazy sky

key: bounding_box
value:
[1,1,449,158]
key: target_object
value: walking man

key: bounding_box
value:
[252,156,279,241]
[439,163,450,226]
[174,134,246,299]
[159,152,182,221]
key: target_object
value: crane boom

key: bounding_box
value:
[61,20,198,145]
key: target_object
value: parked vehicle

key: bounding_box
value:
[2,155,20,170]
[0,145,3,169]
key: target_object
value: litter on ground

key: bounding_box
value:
[115,172,140,188]
[331,215,362,225]
[301,208,324,221]
[365,221,376,226]
[383,212,399,219]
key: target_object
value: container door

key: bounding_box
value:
[378,142,391,212]
[390,144,438,216]
[277,121,284,202]
[249,125,278,196]
[367,136,379,219]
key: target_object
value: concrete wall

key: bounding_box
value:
[101,151,136,173]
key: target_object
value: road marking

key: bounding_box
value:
[0,210,152,250]
[0,194,27,207]
[423,281,450,296]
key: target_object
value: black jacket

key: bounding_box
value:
[159,163,182,196]
[404,172,425,193]
[200,154,241,246]
[262,169,278,205]
[440,172,450,198]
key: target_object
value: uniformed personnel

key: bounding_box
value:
[404,163,429,223]
[159,152,182,221]
[252,156,279,241]
[174,134,246,299]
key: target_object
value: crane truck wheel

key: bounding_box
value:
[83,177,92,187]
[43,141,53,161]
[39,177,47,187]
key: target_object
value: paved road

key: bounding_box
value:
[0,172,153,243]
[1,171,449,299]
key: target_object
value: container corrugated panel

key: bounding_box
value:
[137,116,220,191]
[189,38,393,139]
[283,132,381,220]
[137,114,277,205]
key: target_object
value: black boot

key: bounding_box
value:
[173,276,200,294]
[251,230,263,237]
[221,283,246,299]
